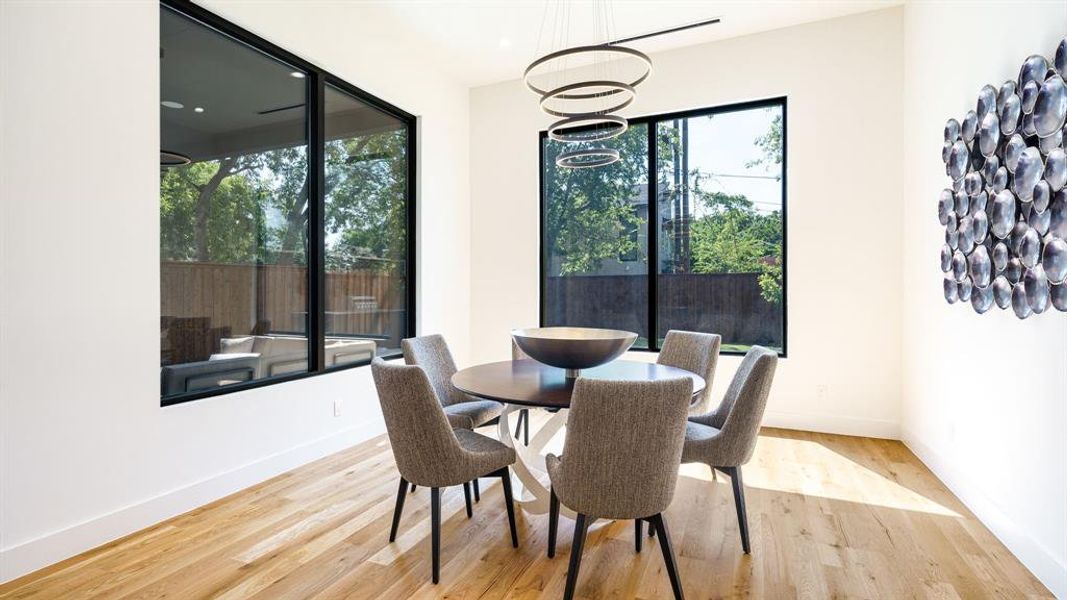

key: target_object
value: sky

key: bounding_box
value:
[677,105,783,216]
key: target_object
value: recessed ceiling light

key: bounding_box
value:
[161,100,184,109]
[499,38,512,49]
[290,71,305,79]
[194,106,205,113]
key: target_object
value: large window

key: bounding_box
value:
[542,99,786,355]
[160,1,415,405]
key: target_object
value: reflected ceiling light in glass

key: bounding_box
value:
[289,71,305,79]
[161,100,184,109]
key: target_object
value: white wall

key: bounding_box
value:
[900,2,1067,596]
[470,8,906,438]
[0,0,470,582]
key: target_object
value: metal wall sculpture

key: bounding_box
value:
[940,37,1067,318]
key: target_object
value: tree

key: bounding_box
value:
[543,125,648,275]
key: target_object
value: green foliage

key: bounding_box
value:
[543,125,648,275]
[687,191,783,306]
[745,112,783,170]
[160,128,408,273]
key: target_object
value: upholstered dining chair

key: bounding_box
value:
[680,346,778,554]
[510,338,530,445]
[657,330,722,416]
[403,334,505,431]
[546,377,693,600]
[371,358,519,584]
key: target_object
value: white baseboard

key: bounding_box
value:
[901,427,1067,599]
[0,422,384,585]
[764,409,900,439]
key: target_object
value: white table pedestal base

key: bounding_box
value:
[496,403,575,517]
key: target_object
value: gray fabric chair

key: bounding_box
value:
[546,377,692,600]
[657,330,722,416]
[681,346,778,554]
[371,358,518,584]
[510,338,530,445]
[402,334,504,431]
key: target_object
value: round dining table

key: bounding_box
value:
[452,359,705,515]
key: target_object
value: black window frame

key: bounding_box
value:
[539,97,787,357]
[161,0,417,407]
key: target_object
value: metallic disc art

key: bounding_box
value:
[940,38,1067,317]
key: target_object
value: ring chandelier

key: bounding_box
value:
[524,2,653,168]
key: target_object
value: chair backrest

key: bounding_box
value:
[554,377,692,520]
[657,330,722,415]
[401,334,464,406]
[715,346,778,466]
[370,358,464,485]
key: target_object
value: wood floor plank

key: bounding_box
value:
[0,424,1053,599]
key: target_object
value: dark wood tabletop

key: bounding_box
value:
[451,359,706,409]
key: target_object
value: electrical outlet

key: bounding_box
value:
[333,399,343,417]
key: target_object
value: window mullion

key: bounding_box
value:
[647,121,659,352]
[308,73,326,372]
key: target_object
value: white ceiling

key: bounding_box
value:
[369,0,902,87]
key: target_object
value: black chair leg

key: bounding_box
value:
[650,513,685,600]
[473,478,480,502]
[722,466,751,554]
[498,468,519,548]
[462,482,473,518]
[410,483,416,493]
[548,488,559,558]
[563,513,589,600]
[523,409,529,446]
[635,519,643,553]
[431,487,441,584]
[389,477,408,542]
[514,409,525,440]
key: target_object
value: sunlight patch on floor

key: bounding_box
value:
[678,435,961,518]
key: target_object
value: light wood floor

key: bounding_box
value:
[0,424,1052,599]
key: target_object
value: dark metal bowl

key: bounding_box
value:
[511,327,638,377]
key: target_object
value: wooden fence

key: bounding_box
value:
[545,272,783,347]
[161,261,405,340]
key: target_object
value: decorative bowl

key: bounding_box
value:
[511,327,638,377]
